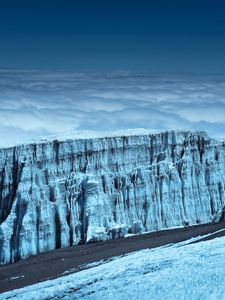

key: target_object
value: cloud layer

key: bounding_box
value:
[0,70,224,147]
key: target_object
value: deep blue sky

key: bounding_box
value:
[0,0,225,72]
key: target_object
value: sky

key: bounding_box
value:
[0,1,224,146]
[0,0,225,72]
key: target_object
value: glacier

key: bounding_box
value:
[2,235,225,299]
[0,130,225,264]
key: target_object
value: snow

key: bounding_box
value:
[1,236,225,300]
[32,128,159,142]
[9,275,24,281]
[0,128,209,151]
[1,128,160,150]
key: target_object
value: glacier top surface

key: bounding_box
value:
[0,128,212,151]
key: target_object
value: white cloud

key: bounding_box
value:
[0,70,224,147]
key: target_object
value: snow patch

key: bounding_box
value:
[2,236,225,299]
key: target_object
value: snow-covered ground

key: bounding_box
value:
[31,128,159,147]
[1,236,225,300]
[0,128,160,149]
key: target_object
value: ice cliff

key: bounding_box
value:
[0,130,225,264]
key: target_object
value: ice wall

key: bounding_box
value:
[0,130,225,264]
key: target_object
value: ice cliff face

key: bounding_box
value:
[0,130,225,264]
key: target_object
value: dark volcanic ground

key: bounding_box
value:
[0,221,225,294]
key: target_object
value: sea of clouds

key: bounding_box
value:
[0,70,224,147]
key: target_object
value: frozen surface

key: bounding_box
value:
[1,130,225,264]
[0,128,160,150]
[2,236,225,300]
